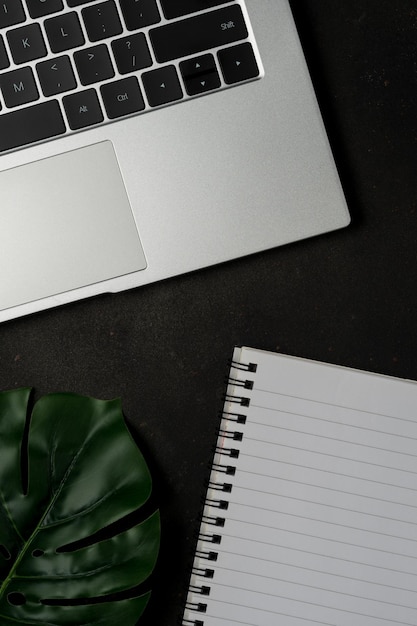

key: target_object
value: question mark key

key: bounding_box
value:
[111,33,153,74]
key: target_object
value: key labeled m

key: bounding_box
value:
[13,81,25,92]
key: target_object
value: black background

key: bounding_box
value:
[1,1,417,624]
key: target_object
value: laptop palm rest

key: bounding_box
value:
[0,141,146,312]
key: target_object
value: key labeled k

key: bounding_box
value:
[7,24,47,63]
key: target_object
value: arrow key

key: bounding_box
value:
[142,65,182,108]
[37,55,76,96]
[183,71,221,96]
[218,42,259,85]
[180,53,220,96]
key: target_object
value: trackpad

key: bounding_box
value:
[0,141,146,312]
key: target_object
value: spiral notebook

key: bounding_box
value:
[182,346,417,626]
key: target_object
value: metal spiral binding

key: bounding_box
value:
[192,566,214,579]
[201,513,225,527]
[229,358,258,372]
[215,445,239,458]
[208,480,232,492]
[227,376,254,389]
[183,601,207,621]
[199,532,222,544]
[218,428,243,441]
[204,497,229,510]
[221,410,247,424]
[181,356,258,626]
[211,461,236,475]
[188,584,211,596]
[183,619,204,626]
[224,392,250,407]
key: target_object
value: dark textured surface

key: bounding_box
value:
[1,2,417,624]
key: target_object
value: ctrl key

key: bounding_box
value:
[63,88,103,130]
[100,77,145,119]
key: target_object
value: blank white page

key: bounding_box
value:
[182,347,417,626]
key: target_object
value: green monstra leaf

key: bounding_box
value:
[0,389,160,625]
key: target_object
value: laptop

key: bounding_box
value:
[0,0,350,323]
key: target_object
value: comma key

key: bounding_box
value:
[37,55,77,97]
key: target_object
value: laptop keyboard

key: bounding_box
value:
[0,0,262,154]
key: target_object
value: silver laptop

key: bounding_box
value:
[0,0,350,322]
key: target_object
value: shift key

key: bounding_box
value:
[149,5,248,64]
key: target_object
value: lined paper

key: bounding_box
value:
[183,347,417,626]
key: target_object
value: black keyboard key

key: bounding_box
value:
[160,0,228,20]
[0,36,10,71]
[63,88,103,129]
[37,55,77,96]
[119,0,160,31]
[150,5,248,64]
[0,67,39,108]
[218,42,259,84]
[82,1,122,42]
[74,44,114,85]
[180,54,220,96]
[45,12,85,53]
[142,65,183,107]
[111,34,152,75]
[26,0,64,18]
[7,24,47,64]
[0,1,25,29]
[101,76,145,118]
[67,0,97,5]
[0,101,65,152]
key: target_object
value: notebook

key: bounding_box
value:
[0,1,350,322]
[182,346,417,626]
